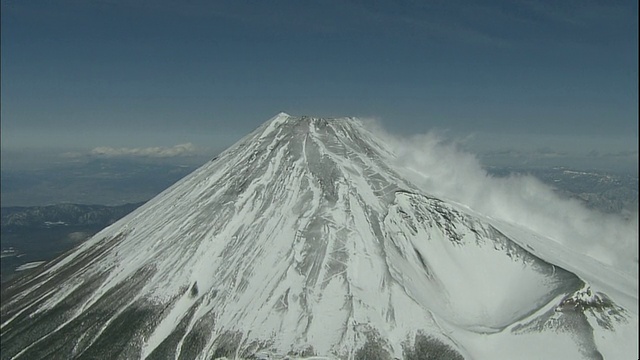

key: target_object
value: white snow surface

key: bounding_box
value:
[2,113,637,359]
[14,261,46,272]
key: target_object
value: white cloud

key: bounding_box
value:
[367,121,638,276]
[90,143,197,158]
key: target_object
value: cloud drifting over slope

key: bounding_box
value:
[367,121,638,276]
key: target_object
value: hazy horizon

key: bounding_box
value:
[2,1,637,174]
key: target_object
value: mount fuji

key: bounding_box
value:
[1,113,637,359]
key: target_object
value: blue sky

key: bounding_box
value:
[1,0,638,171]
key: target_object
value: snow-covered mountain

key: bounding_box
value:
[1,113,637,359]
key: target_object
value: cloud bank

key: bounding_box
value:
[367,122,638,277]
[90,143,197,158]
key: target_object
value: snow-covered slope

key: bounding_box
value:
[1,113,636,360]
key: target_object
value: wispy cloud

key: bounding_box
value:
[90,143,197,158]
[367,121,638,277]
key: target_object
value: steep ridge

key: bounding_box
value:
[1,113,635,359]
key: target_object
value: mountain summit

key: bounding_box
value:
[1,113,636,359]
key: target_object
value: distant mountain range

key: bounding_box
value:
[486,166,638,215]
[1,203,144,228]
[1,159,196,207]
[0,203,145,284]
